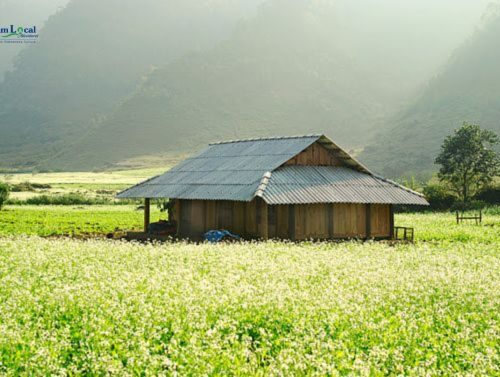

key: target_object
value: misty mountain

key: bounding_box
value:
[53,0,390,170]
[334,0,492,106]
[360,13,500,179]
[0,0,495,172]
[0,0,264,169]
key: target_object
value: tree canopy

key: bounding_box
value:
[435,123,499,203]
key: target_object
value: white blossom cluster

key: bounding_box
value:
[0,233,498,375]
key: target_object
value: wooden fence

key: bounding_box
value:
[394,226,415,242]
[456,211,482,225]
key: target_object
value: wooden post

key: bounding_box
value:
[243,203,247,238]
[456,211,459,224]
[365,204,371,239]
[389,204,395,239]
[176,200,182,237]
[144,198,151,233]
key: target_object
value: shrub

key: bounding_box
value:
[9,181,52,192]
[0,182,9,209]
[423,184,456,210]
[475,185,500,205]
[450,200,487,212]
[25,194,111,206]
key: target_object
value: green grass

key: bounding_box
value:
[0,206,163,237]
[0,168,167,186]
[1,168,168,203]
[396,212,499,244]
[1,205,498,242]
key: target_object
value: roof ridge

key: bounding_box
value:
[209,134,322,146]
[253,171,272,199]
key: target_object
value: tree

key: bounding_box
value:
[435,122,499,203]
[0,182,9,210]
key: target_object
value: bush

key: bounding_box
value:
[0,182,9,209]
[7,194,139,206]
[423,184,456,210]
[475,185,500,205]
[24,194,111,206]
[450,200,487,212]
[10,182,52,192]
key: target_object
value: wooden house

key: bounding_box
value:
[118,135,428,240]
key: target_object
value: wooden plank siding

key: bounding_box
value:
[245,200,258,238]
[276,205,289,239]
[294,204,330,240]
[175,199,261,240]
[174,199,392,241]
[333,203,367,239]
[370,204,391,238]
[256,198,269,240]
[284,142,343,167]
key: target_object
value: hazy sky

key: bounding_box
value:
[0,0,494,86]
[334,0,494,96]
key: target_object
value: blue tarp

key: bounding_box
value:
[204,230,240,243]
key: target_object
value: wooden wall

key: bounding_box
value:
[284,142,343,167]
[172,199,392,241]
[173,199,266,240]
[333,203,367,239]
[370,204,391,238]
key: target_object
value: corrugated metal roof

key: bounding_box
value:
[117,135,428,206]
[261,166,428,205]
[117,135,321,201]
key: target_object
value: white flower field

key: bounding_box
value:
[0,212,498,375]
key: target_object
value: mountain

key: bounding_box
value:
[0,0,69,77]
[47,0,387,170]
[360,13,500,179]
[0,0,264,169]
[0,0,494,171]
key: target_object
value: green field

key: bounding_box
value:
[0,168,167,201]
[0,209,499,375]
[0,204,498,241]
[0,206,163,237]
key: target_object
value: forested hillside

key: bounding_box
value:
[361,13,500,178]
[0,0,263,169]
